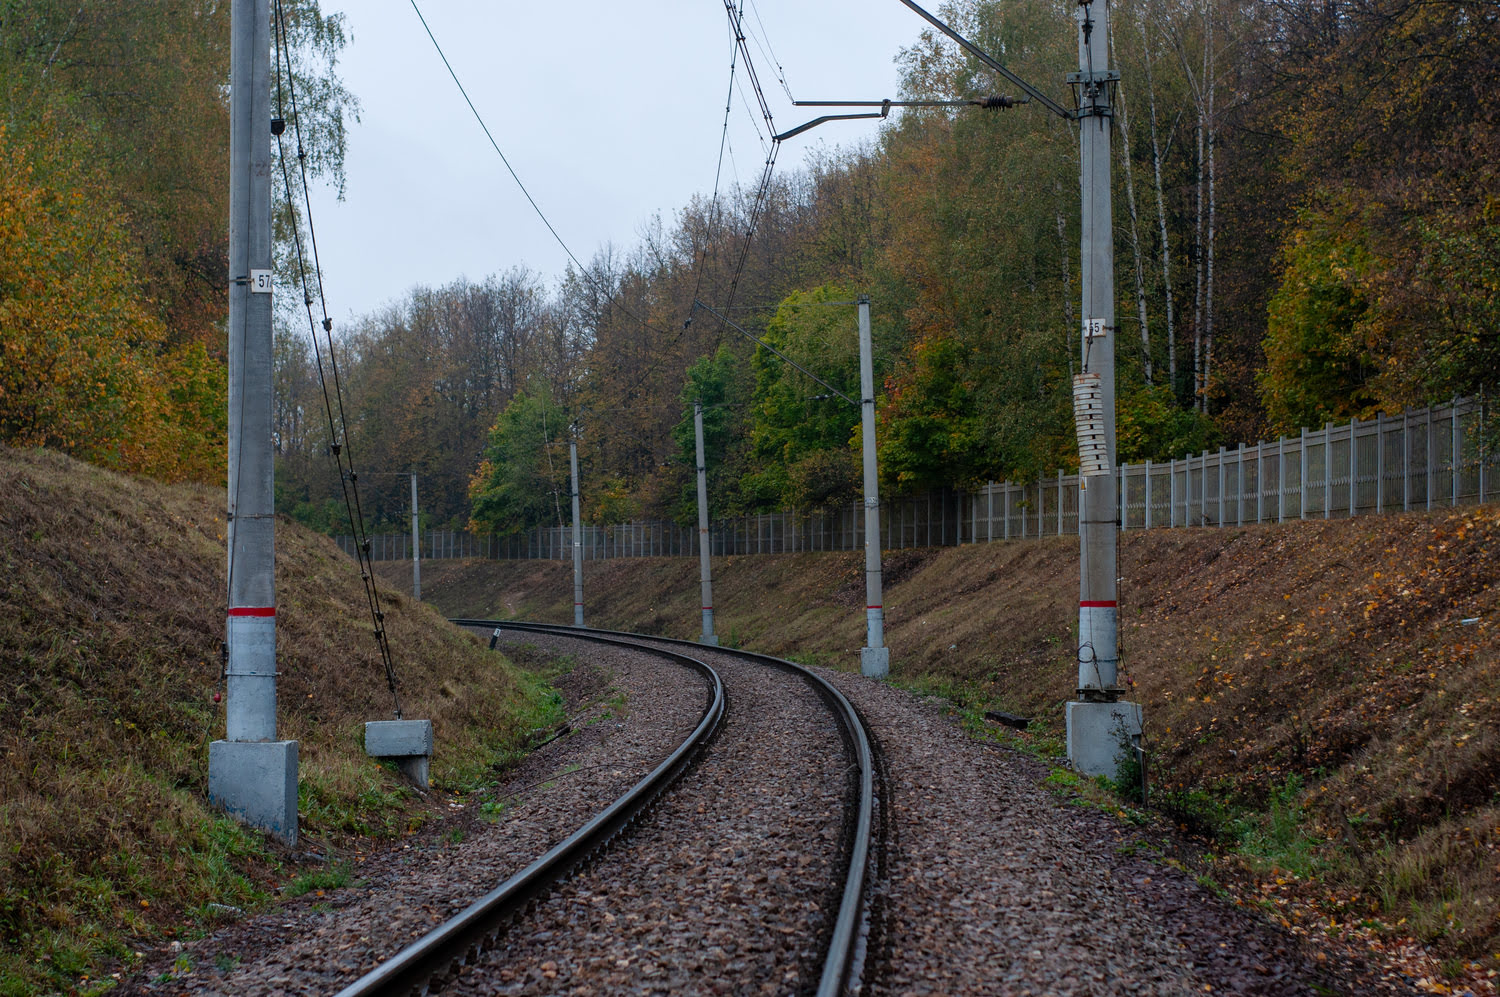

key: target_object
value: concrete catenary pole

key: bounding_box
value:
[1066,0,1142,776]
[857,296,890,679]
[694,401,718,645]
[570,438,584,627]
[410,473,421,601]
[209,0,298,843]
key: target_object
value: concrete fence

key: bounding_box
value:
[339,397,1494,563]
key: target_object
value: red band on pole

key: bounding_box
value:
[866,605,883,610]
[227,607,275,617]
[1079,600,1117,608]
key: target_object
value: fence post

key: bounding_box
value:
[1189,455,1196,526]
[1452,397,1460,507]
[1376,412,1385,513]
[1255,442,1264,524]
[1169,459,1177,528]
[1200,450,1208,526]
[1426,406,1435,511]
[1278,438,1287,523]
[1323,422,1333,520]
[1217,445,1226,527]
[1144,460,1153,529]
[1326,422,1338,518]
[1300,428,1309,520]
[1481,397,1488,504]
[1356,416,1368,515]
[1119,462,1127,531]
[1400,410,1410,511]
[1057,469,1064,536]
[987,484,994,543]
[1236,443,1245,526]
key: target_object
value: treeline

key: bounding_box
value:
[10,2,1484,535]
[281,0,1496,537]
[0,1,352,481]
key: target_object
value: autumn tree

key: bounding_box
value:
[468,387,571,536]
[0,125,224,482]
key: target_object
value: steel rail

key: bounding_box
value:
[457,619,876,997]
[333,629,724,997]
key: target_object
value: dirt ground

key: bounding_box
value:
[384,505,1500,989]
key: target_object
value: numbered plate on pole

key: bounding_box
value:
[249,269,273,294]
[1084,317,1107,340]
[1073,372,1110,477]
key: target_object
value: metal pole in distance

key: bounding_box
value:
[857,297,890,679]
[570,439,584,627]
[1066,0,1141,779]
[694,401,718,645]
[210,0,297,844]
[410,473,421,601]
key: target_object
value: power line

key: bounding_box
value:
[684,19,742,336]
[274,0,404,719]
[407,1,677,349]
[703,0,784,347]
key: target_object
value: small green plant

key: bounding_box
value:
[285,864,351,898]
[1235,775,1324,878]
[1109,724,1146,806]
[1044,767,1083,795]
[213,953,240,973]
[479,799,509,821]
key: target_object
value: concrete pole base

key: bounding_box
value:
[365,719,435,790]
[861,646,890,679]
[1065,700,1143,779]
[208,740,299,844]
[700,634,720,646]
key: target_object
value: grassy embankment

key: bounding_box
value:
[400,507,1500,978]
[0,447,560,996]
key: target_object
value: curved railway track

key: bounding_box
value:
[335,620,878,997]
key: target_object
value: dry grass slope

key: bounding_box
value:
[0,446,553,995]
[400,506,1500,977]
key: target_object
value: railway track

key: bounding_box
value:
[335,620,879,997]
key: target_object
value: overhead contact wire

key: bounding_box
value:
[274,0,404,717]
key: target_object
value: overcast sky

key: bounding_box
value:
[302,1,932,324]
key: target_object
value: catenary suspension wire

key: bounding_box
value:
[745,0,795,102]
[408,0,707,434]
[707,0,783,344]
[408,0,678,344]
[609,0,784,422]
[274,0,404,717]
[683,21,742,336]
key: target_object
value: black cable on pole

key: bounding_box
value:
[274,0,404,719]
[683,20,742,335]
[707,0,784,342]
[896,0,1071,119]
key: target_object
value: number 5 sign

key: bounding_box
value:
[249,269,273,294]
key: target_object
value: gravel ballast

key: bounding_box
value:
[118,635,711,996]
[120,630,1421,996]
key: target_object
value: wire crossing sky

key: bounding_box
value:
[304,1,924,322]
